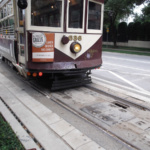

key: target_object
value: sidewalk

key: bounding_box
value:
[0,72,105,150]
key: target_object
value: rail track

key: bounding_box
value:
[25,78,150,150]
[1,59,150,150]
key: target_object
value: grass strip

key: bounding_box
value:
[102,45,150,52]
[103,48,150,56]
[0,113,25,150]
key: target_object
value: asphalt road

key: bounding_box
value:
[92,52,150,97]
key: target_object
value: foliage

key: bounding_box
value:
[103,48,150,56]
[104,0,135,46]
[127,21,150,41]
[104,0,149,46]
[103,21,150,42]
[117,22,128,42]
[0,114,25,150]
[134,3,150,23]
[127,22,134,40]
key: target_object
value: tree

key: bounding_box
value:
[143,22,150,41]
[134,3,150,23]
[128,22,134,40]
[104,0,148,47]
[118,22,128,42]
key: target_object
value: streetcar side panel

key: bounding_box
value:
[0,38,16,62]
[0,0,17,63]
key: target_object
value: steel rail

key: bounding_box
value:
[85,85,150,112]
[26,80,139,150]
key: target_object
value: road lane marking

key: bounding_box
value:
[104,63,150,73]
[107,70,149,93]
[103,56,150,64]
[102,69,150,77]
[93,69,150,77]
[91,76,150,97]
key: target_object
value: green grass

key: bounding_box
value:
[0,113,25,150]
[102,45,150,52]
[102,45,150,56]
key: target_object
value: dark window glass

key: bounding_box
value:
[3,7,7,17]
[7,1,13,15]
[9,17,14,26]
[19,8,24,27]
[0,9,2,19]
[1,9,3,19]
[88,2,101,30]
[20,34,24,44]
[69,0,83,28]
[8,17,15,35]
[3,20,8,27]
[31,0,62,27]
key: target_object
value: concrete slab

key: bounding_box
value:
[63,129,91,149]
[42,112,63,125]
[129,118,150,130]
[50,120,75,137]
[76,141,105,150]
[81,102,135,126]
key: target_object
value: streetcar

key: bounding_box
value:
[0,0,104,90]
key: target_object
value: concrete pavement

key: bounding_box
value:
[0,72,105,150]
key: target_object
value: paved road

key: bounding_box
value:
[92,52,150,96]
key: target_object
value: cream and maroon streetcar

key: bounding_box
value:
[0,0,104,90]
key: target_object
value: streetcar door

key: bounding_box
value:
[17,8,25,65]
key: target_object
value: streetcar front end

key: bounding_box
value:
[17,0,104,89]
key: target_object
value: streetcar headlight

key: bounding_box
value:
[70,42,81,53]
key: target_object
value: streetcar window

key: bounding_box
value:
[9,17,14,26]
[7,1,13,16]
[3,6,7,18]
[88,2,101,30]
[8,17,14,35]
[20,33,24,44]
[68,0,83,28]
[31,0,62,27]
[0,10,3,19]
[3,20,8,27]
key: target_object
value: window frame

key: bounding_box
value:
[7,1,13,16]
[0,0,14,37]
[86,0,104,34]
[26,0,64,32]
[67,0,86,33]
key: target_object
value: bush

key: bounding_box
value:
[118,22,128,42]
